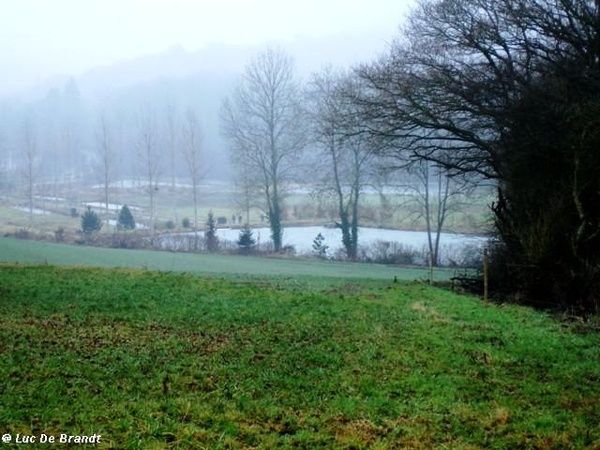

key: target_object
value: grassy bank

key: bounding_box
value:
[0,265,598,449]
[0,236,453,282]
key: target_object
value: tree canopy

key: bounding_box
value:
[220,47,305,252]
[354,0,600,312]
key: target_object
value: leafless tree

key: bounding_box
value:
[21,115,39,228]
[136,107,162,234]
[220,46,306,252]
[232,161,261,226]
[180,107,204,249]
[94,111,114,223]
[61,122,80,206]
[165,100,178,190]
[353,0,600,309]
[408,159,462,269]
[306,68,380,260]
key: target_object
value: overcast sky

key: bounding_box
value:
[1,0,414,95]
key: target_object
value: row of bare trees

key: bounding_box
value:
[92,106,205,236]
[222,0,600,311]
[9,102,206,236]
[220,47,460,262]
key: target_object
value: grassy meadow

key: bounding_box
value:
[0,263,599,449]
[0,236,452,282]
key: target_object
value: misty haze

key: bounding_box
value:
[1,0,599,448]
[0,0,488,265]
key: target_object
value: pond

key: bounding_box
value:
[158,225,487,264]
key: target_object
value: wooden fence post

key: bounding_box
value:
[483,248,489,304]
[429,252,434,286]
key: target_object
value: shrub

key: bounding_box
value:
[205,211,220,253]
[54,226,65,242]
[181,217,191,229]
[237,224,256,255]
[81,206,102,238]
[117,205,136,230]
[367,240,421,265]
[312,233,329,259]
[14,228,31,240]
[165,220,175,230]
[111,233,145,249]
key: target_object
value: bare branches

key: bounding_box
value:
[220,47,306,252]
[305,68,382,260]
[21,114,39,228]
[94,111,114,218]
[181,107,204,248]
[135,106,162,234]
[353,0,600,183]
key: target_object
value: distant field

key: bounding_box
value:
[0,236,454,282]
[0,180,493,236]
[0,265,598,449]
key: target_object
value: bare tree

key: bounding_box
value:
[0,124,6,192]
[61,122,79,206]
[94,111,114,224]
[233,167,261,226]
[306,68,379,260]
[164,100,178,190]
[180,107,204,250]
[136,107,161,234]
[21,115,39,229]
[353,0,600,310]
[221,46,306,252]
[408,159,462,269]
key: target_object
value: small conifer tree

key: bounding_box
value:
[117,205,136,230]
[312,232,329,259]
[237,224,256,254]
[205,211,220,253]
[81,206,102,238]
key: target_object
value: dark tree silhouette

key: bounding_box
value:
[354,0,600,311]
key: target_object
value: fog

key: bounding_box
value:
[2,0,412,94]
[1,0,414,181]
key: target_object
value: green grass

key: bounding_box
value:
[0,237,452,282]
[0,265,599,449]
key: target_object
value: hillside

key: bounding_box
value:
[0,265,598,448]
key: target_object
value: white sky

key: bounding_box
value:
[1,0,414,94]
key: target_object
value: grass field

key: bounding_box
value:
[0,237,453,282]
[0,264,599,449]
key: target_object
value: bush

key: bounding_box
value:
[312,233,329,259]
[165,220,175,230]
[367,240,421,265]
[54,227,65,242]
[81,207,102,238]
[181,217,191,229]
[237,224,256,255]
[110,233,145,249]
[117,205,136,230]
[14,228,31,240]
[205,211,220,253]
